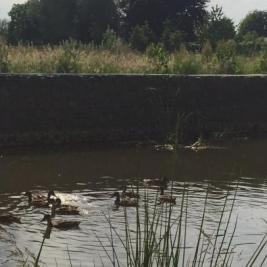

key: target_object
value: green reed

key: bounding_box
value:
[34,222,52,267]
[101,184,267,267]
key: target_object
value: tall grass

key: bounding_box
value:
[1,41,266,74]
[34,223,52,267]
[100,184,267,267]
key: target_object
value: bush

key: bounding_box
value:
[130,23,155,52]
[173,48,202,74]
[101,28,118,50]
[177,59,201,74]
[56,39,80,73]
[216,40,239,73]
[146,43,169,72]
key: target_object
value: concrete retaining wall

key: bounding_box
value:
[0,74,266,146]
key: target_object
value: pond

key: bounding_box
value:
[0,140,267,266]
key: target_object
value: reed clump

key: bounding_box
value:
[100,185,267,267]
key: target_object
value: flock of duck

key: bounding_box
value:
[0,177,176,230]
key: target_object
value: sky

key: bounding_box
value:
[0,0,267,25]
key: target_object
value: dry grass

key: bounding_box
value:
[1,42,266,74]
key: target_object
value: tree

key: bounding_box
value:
[8,0,43,44]
[0,19,9,42]
[119,0,208,41]
[204,6,236,46]
[161,19,184,51]
[8,0,117,44]
[238,10,267,38]
[39,0,77,43]
[76,0,118,43]
[129,22,155,51]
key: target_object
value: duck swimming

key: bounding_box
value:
[41,214,80,230]
[159,187,176,204]
[112,192,138,207]
[0,214,21,225]
[25,190,56,207]
[121,185,139,199]
[51,198,80,216]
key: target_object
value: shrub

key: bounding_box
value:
[146,43,169,72]
[130,23,155,52]
[56,39,80,73]
[101,28,118,50]
[173,56,201,74]
[216,40,239,73]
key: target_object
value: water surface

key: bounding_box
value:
[0,141,267,266]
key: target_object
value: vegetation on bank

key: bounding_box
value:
[0,39,267,74]
[0,1,267,74]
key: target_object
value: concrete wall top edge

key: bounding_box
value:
[0,73,267,78]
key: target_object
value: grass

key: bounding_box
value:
[0,40,266,74]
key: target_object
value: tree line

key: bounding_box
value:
[0,0,267,52]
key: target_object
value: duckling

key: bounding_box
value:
[41,214,80,230]
[0,214,21,225]
[121,185,139,199]
[143,176,168,187]
[25,190,56,207]
[51,198,80,216]
[159,187,176,204]
[112,192,138,207]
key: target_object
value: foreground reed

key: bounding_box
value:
[100,185,267,267]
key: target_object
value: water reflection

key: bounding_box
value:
[0,141,267,266]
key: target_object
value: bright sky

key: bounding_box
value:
[1,0,267,25]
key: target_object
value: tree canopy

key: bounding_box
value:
[238,11,267,38]
[120,0,208,41]
[203,6,236,46]
[7,0,209,45]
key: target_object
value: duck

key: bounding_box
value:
[143,176,168,187]
[51,198,80,216]
[121,185,139,199]
[159,187,176,204]
[25,190,56,207]
[41,214,80,230]
[112,192,138,207]
[0,214,21,225]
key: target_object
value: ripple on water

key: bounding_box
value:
[0,157,267,266]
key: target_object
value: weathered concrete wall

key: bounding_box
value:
[0,74,266,146]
